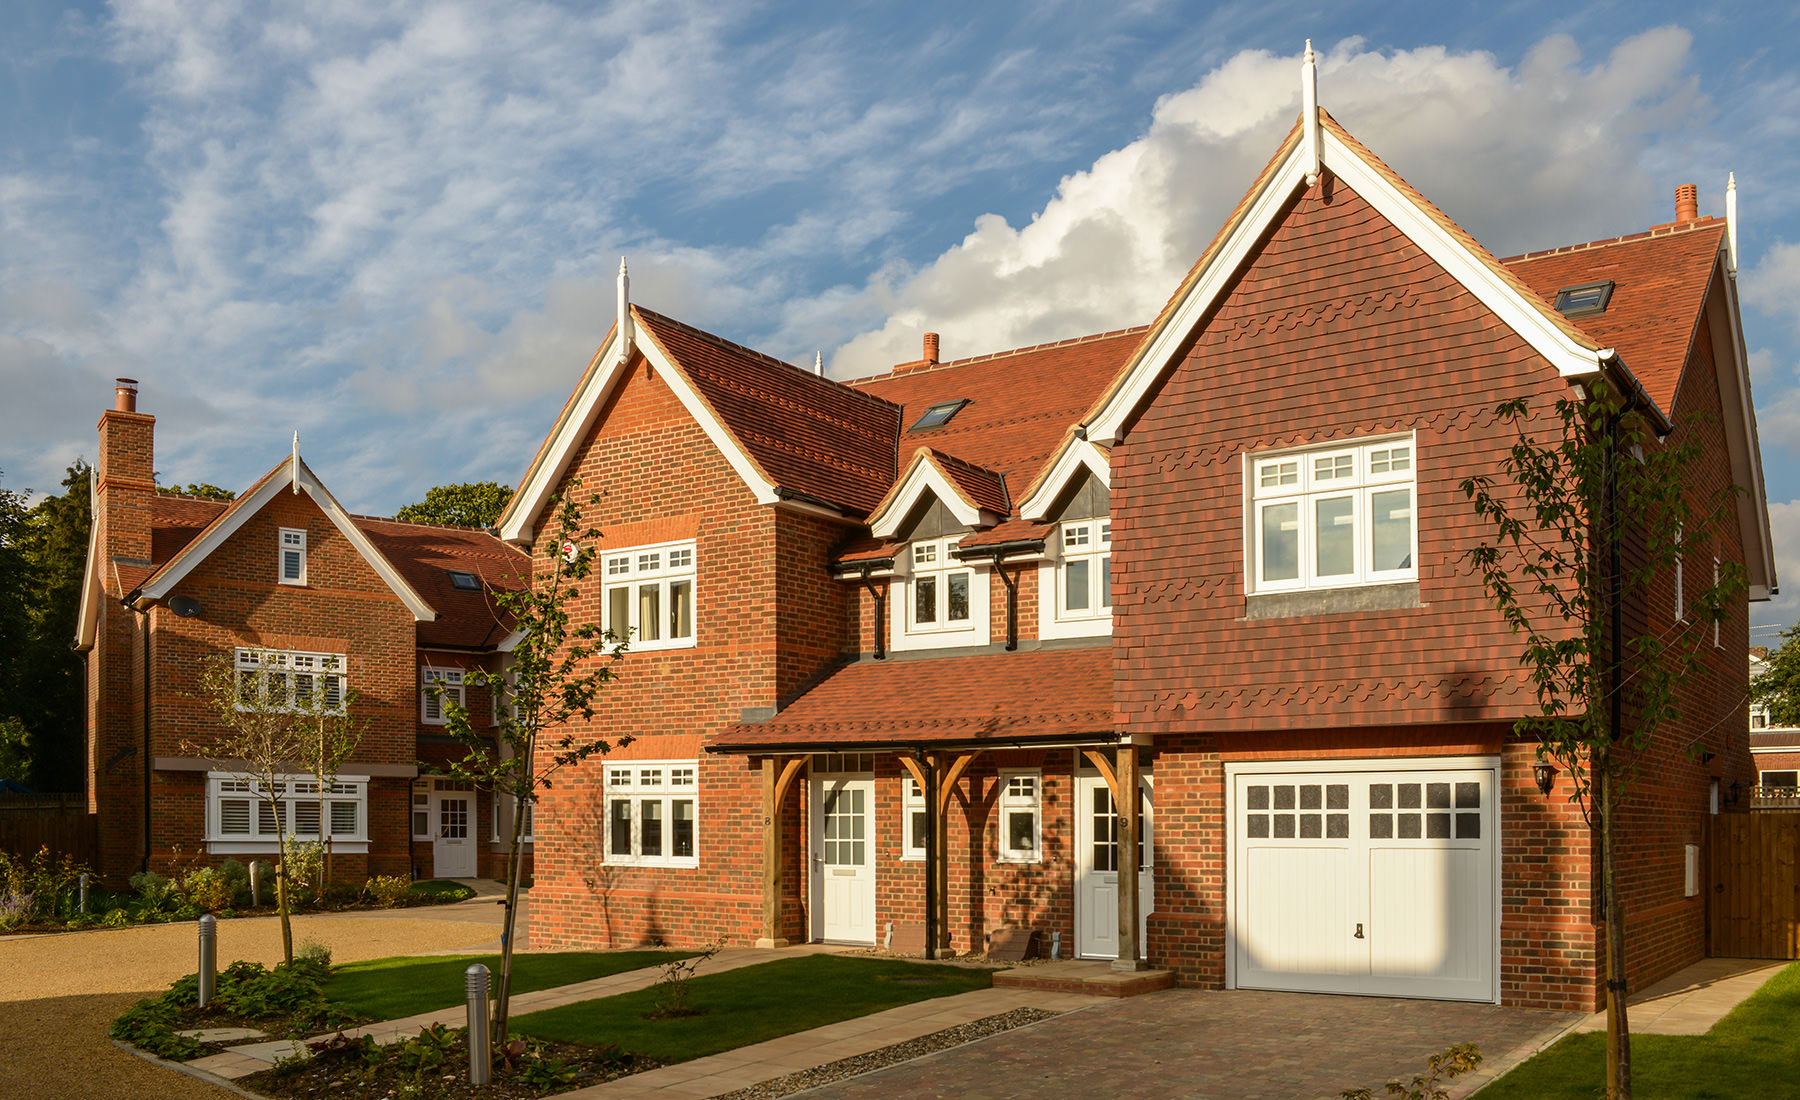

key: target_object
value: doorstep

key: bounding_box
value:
[993,960,1175,998]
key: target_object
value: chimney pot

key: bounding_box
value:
[114,378,139,413]
[923,332,939,364]
[1675,183,1698,223]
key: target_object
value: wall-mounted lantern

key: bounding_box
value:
[1533,761,1559,798]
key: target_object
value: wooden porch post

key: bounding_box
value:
[1113,744,1146,971]
[757,756,805,949]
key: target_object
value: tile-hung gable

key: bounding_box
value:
[501,45,1771,1019]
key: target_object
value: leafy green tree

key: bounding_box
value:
[394,481,513,529]
[1462,378,1745,1100]
[0,717,31,787]
[432,483,626,1049]
[1751,630,1800,728]
[157,482,236,500]
[0,462,91,791]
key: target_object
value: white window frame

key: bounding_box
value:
[279,527,307,585]
[997,770,1042,863]
[603,760,699,867]
[602,541,696,653]
[893,538,990,650]
[1040,521,1112,639]
[234,648,346,715]
[412,779,432,840]
[492,793,536,843]
[206,771,368,854]
[901,777,926,861]
[421,667,465,725]
[1247,434,1417,594]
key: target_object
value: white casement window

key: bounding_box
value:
[1058,521,1112,620]
[421,668,465,724]
[279,528,307,585]
[604,761,698,867]
[902,778,927,861]
[491,794,535,843]
[906,538,978,634]
[997,771,1042,863]
[1751,704,1770,731]
[206,772,368,853]
[1249,435,1416,593]
[411,780,431,840]
[602,542,696,652]
[234,649,346,714]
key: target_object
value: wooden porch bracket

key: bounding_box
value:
[1082,748,1120,802]
[757,755,807,948]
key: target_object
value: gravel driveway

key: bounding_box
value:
[0,903,513,1100]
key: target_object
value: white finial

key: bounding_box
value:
[1725,172,1738,278]
[290,430,301,494]
[616,256,635,365]
[1301,39,1321,188]
[814,350,824,376]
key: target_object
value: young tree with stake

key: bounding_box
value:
[1462,377,1745,1100]
[432,483,628,1051]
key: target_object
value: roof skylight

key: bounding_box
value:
[910,399,969,431]
[1553,280,1615,318]
[446,570,482,591]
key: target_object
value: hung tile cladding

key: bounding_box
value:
[78,381,536,886]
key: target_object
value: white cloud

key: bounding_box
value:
[827,30,1711,375]
[1762,498,1800,632]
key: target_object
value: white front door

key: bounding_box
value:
[432,783,477,879]
[1230,759,1498,1002]
[811,775,876,943]
[1074,772,1152,959]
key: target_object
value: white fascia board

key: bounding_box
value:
[1712,267,1777,598]
[1020,438,1111,522]
[74,465,102,650]
[1088,149,1311,445]
[136,457,438,622]
[636,336,781,507]
[1088,131,1611,445]
[1319,130,1609,380]
[868,457,984,539]
[497,334,621,545]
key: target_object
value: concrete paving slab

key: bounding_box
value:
[1572,957,1788,1036]
[221,1038,309,1064]
[175,1026,266,1043]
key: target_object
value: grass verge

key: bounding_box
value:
[513,955,993,1063]
[1475,961,1800,1099]
[326,950,693,1019]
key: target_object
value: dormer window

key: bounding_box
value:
[446,570,482,591]
[892,536,989,650]
[279,528,307,585]
[1553,280,1615,318]
[1058,522,1112,620]
[910,399,969,431]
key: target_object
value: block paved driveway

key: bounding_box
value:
[793,987,1578,1100]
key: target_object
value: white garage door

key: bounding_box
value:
[1229,758,1498,1003]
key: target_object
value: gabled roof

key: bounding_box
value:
[355,517,531,649]
[500,305,902,541]
[1504,221,1726,416]
[1083,109,1620,444]
[865,447,1009,538]
[132,454,437,621]
[709,645,1115,752]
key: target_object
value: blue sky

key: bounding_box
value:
[3,1,1796,632]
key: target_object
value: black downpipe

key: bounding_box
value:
[859,566,886,660]
[991,552,1019,651]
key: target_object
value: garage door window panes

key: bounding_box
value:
[1245,782,1349,839]
[1369,781,1481,839]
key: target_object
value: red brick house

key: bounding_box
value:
[78,383,534,886]
[1750,649,1800,804]
[501,77,1774,1013]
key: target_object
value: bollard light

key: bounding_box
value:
[197,914,217,1009]
[465,964,491,1086]
[79,873,89,915]
[249,861,262,908]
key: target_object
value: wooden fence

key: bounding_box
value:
[1710,811,1800,959]
[0,794,98,867]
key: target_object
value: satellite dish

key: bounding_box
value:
[169,596,203,618]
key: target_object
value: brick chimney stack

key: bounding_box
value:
[1675,183,1699,223]
[923,332,939,365]
[96,377,155,566]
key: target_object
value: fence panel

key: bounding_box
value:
[1709,812,1800,959]
[0,796,98,867]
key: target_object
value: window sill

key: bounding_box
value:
[626,639,699,654]
[996,855,1041,866]
[603,857,699,869]
[1244,582,1421,621]
[207,840,369,855]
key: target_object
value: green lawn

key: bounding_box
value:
[513,955,994,1062]
[325,950,691,1019]
[1476,961,1800,1099]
